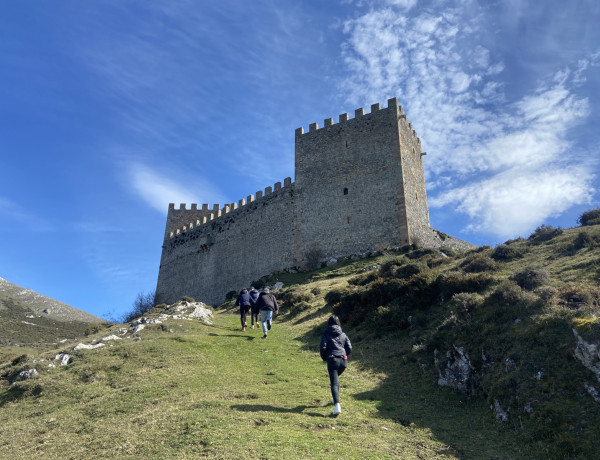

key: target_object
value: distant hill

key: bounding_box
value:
[0,277,104,346]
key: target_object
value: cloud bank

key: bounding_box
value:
[338,1,597,239]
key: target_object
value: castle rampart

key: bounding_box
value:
[155,97,473,306]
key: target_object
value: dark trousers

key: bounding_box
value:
[240,306,250,327]
[327,357,348,404]
[250,306,259,325]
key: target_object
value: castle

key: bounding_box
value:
[155,97,472,306]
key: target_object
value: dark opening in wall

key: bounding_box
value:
[346,216,351,224]
[343,188,349,195]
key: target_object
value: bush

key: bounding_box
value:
[122,290,156,323]
[395,262,430,279]
[181,296,196,303]
[491,244,525,261]
[304,246,325,270]
[435,272,496,300]
[577,207,600,227]
[311,287,322,296]
[450,292,485,314]
[528,225,563,244]
[461,255,496,273]
[511,266,550,290]
[348,271,380,286]
[85,323,111,336]
[489,281,523,307]
[225,291,237,301]
[324,288,346,305]
[572,231,596,250]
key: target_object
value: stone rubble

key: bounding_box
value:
[434,346,473,393]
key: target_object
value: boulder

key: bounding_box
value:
[435,346,472,393]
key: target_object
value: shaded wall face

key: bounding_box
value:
[156,188,295,305]
[293,105,410,264]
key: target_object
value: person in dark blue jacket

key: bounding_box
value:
[248,286,260,329]
[320,315,352,415]
[235,288,252,331]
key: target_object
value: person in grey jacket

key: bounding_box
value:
[255,287,278,338]
[320,315,352,415]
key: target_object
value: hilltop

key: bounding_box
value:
[2,216,600,458]
[0,277,104,348]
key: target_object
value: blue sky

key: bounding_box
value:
[1,0,599,320]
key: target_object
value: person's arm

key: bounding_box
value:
[344,335,352,356]
[320,334,327,361]
[273,295,279,314]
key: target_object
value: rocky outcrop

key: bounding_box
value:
[434,346,473,393]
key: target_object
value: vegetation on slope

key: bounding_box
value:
[2,210,600,458]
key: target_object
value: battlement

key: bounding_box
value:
[295,97,421,146]
[166,177,294,239]
[295,97,404,136]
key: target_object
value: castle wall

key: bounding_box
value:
[155,97,467,306]
[155,180,295,305]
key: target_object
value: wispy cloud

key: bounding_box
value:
[338,1,598,238]
[0,196,54,232]
[127,162,227,213]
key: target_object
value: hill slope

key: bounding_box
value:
[0,277,104,346]
[2,222,600,458]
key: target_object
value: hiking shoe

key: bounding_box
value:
[262,334,267,339]
[332,403,341,415]
[267,320,271,330]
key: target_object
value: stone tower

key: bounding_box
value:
[293,97,430,265]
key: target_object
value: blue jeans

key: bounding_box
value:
[260,310,273,334]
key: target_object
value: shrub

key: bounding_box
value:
[324,288,346,306]
[435,272,496,300]
[572,231,596,250]
[379,256,408,277]
[85,323,111,336]
[122,290,156,323]
[225,291,237,301]
[528,225,563,244]
[461,255,497,273]
[395,262,429,279]
[491,244,525,261]
[286,301,311,317]
[450,292,485,314]
[181,295,196,303]
[511,266,550,290]
[577,207,600,227]
[406,248,438,260]
[311,287,322,296]
[348,271,380,286]
[489,281,523,307]
[304,246,325,270]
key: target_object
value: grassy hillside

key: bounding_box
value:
[2,220,600,458]
[0,277,105,347]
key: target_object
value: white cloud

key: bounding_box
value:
[0,196,54,231]
[338,2,597,239]
[128,163,226,213]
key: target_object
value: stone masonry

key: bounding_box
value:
[155,98,473,306]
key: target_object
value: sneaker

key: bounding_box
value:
[332,403,341,415]
[262,334,267,339]
[242,327,246,331]
[250,325,254,329]
[267,320,271,330]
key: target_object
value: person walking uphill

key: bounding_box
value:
[235,288,252,331]
[320,315,352,415]
[255,287,278,339]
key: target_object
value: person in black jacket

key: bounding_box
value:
[235,288,252,331]
[255,287,279,338]
[320,315,352,415]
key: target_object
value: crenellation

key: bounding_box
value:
[355,107,364,117]
[284,177,292,187]
[191,203,198,210]
[339,113,348,122]
[274,181,282,191]
[371,103,381,112]
[247,194,254,203]
[180,203,186,210]
[239,198,245,207]
[168,203,175,210]
[324,117,333,127]
[256,190,263,199]
[265,186,272,195]
[309,122,319,132]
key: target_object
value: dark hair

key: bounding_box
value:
[327,315,341,327]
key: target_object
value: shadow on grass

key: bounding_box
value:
[296,325,524,459]
[231,403,325,418]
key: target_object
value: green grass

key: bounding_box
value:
[3,223,600,458]
[0,309,526,459]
